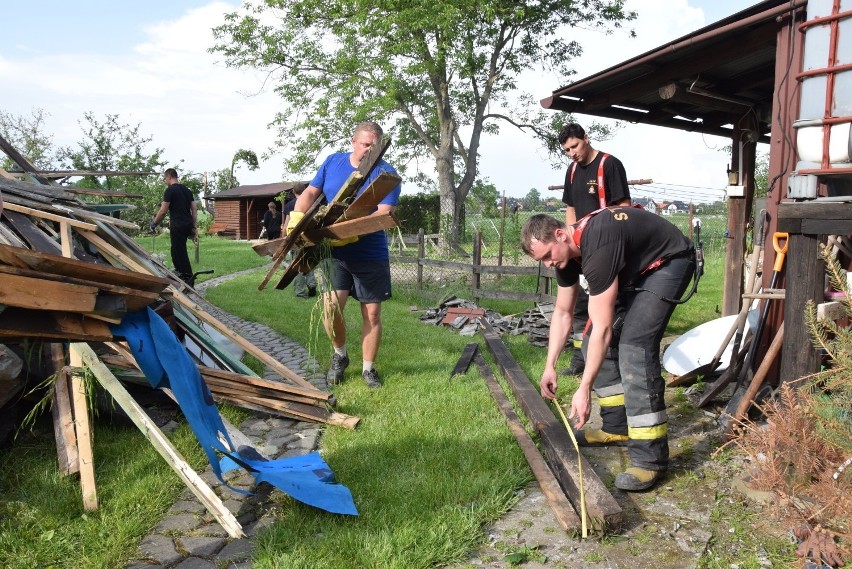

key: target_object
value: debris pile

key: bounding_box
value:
[418,295,556,345]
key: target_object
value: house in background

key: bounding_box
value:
[210,181,307,239]
[632,196,659,213]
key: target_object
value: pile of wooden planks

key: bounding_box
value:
[252,139,401,291]
[0,132,341,425]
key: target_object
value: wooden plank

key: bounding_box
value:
[0,272,98,312]
[2,210,64,253]
[2,201,98,231]
[0,307,112,341]
[304,210,397,241]
[473,352,580,531]
[48,344,79,476]
[72,343,245,538]
[215,393,359,429]
[480,320,622,531]
[450,343,479,378]
[69,350,98,510]
[0,264,160,312]
[199,365,331,402]
[203,378,323,407]
[0,242,170,293]
[336,172,402,222]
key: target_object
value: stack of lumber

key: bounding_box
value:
[0,133,342,427]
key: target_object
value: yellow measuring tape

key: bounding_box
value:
[553,397,588,538]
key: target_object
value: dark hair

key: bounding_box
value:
[557,123,586,145]
[164,168,179,179]
[521,214,565,255]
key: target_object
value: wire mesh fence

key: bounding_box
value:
[389,193,732,302]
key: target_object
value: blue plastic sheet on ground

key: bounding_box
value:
[110,308,358,516]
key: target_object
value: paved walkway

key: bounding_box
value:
[124,270,328,569]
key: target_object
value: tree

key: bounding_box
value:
[58,112,168,228]
[210,0,634,244]
[522,187,541,211]
[0,107,57,171]
[465,178,499,217]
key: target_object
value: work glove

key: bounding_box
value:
[330,235,359,247]
[286,211,304,236]
[148,220,158,233]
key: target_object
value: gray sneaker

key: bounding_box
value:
[327,353,349,385]
[362,368,381,389]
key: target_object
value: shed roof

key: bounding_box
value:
[540,0,806,141]
[211,181,308,200]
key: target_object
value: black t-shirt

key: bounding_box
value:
[562,152,630,219]
[163,183,194,227]
[556,207,692,295]
[263,209,282,232]
[282,197,297,217]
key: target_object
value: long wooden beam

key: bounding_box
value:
[474,352,580,531]
[480,320,622,531]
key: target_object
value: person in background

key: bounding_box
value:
[557,123,632,436]
[282,183,317,298]
[285,121,401,388]
[262,201,282,240]
[522,208,695,491]
[150,168,196,283]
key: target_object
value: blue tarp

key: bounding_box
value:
[110,308,357,516]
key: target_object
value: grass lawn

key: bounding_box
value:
[0,235,729,568]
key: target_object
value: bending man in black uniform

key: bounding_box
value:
[151,168,197,282]
[521,207,695,491]
[559,123,631,377]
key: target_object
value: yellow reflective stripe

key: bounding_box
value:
[628,424,668,440]
[598,394,625,408]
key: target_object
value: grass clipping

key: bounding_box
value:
[729,243,851,566]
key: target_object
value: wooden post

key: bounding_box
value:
[70,361,98,510]
[417,228,425,291]
[472,231,482,303]
[49,344,79,476]
[497,192,506,282]
[71,343,245,538]
[59,221,98,509]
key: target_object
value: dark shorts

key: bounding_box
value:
[325,257,392,303]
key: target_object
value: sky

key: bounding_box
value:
[1,0,759,202]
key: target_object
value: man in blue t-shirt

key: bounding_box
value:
[286,121,402,388]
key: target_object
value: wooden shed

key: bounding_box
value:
[210,181,307,239]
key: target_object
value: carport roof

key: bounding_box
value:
[540,0,807,142]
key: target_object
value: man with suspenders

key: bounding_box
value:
[558,124,632,447]
[521,208,695,491]
[559,124,632,378]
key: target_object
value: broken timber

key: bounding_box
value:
[474,352,581,531]
[480,320,623,531]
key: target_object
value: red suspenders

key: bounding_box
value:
[569,153,610,209]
